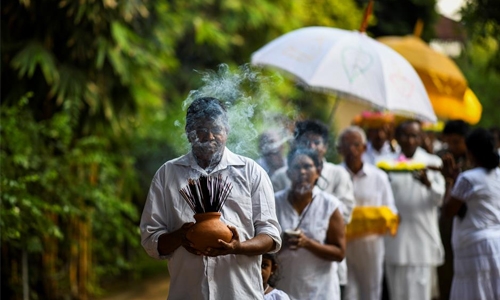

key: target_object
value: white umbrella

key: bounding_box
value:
[251,26,437,122]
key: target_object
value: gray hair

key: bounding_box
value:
[336,126,367,148]
[185,97,229,133]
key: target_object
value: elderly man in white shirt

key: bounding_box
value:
[337,126,397,300]
[140,97,282,300]
[381,120,445,300]
[271,119,355,296]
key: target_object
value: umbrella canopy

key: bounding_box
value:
[251,26,437,122]
[378,35,482,124]
[377,35,467,100]
[431,88,482,125]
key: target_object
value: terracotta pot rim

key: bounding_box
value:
[193,212,221,216]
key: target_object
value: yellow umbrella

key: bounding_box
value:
[377,34,468,100]
[429,88,482,125]
[377,27,482,125]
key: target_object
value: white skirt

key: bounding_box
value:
[450,237,500,300]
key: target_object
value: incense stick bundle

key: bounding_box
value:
[179,174,233,213]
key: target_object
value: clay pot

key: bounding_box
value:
[186,212,233,252]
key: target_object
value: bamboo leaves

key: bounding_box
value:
[11,42,59,85]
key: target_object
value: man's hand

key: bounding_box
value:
[287,230,310,250]
[413,169,431,188]
[441,153,460,182]
[179,223,202,255]
[158,222,196,256]
[203,225,240,257]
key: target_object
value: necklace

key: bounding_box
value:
[264,284,271,294]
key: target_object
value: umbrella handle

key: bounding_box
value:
[328,95,341,126]
[359,0,374,33]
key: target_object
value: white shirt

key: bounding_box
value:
[265,288,291,300]
[343,163,397,300]
[140,148,282,300]
[275,187,342,300]
[362,141,397,165]
[271,160,355,223]
[451,167,500,249]
[383,147,445,265]
[255,156,287,177]
[341,162,397,215]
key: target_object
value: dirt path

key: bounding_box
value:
[96,276,170,300]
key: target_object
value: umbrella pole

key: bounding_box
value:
[328,95,341,125]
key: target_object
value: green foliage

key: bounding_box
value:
[455,0,500,128]
[456,41,500,128]
[2,0,364,298]
[1,94,140,296]
[356,0,438,41]
[460,0,500,71]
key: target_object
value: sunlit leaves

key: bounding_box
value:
[0,93,140,293]
[11,42,60,84]
[2,0,366,296]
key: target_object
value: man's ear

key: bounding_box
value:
[186,130,196,143]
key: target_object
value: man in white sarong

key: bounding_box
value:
[382,120,445,300]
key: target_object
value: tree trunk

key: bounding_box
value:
[42,213,59,299]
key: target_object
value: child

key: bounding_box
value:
[261,253,291,300]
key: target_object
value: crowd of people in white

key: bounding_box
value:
[256,117,500,300]
[140,98,499,300]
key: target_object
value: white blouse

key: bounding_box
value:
[451,167,500,249]
[274,187,342,300]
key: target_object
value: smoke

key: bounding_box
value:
[178,64,293,158]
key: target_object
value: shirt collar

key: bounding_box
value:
[367,141,392,155]
[173,147,245,175]
[396,147,427,161]
[340,162,368,178]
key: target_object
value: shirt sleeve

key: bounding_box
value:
[427,156,445,206]
[451,174,473,202]
[380,171,398,214]
[140,170,170,260]
[335,168,355,224]
[252,165,282,253]
[270,167,290,193]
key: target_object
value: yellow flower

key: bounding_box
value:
[346,206,399,240]
[376,160,426,172]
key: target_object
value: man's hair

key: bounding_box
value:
[336,126,367,148]
[185,97,228,132]
[395,119,421,137]
[466,128,500,170]
[286,146,322,170]
[258,129,283,154]
[442,120,470,137]
[294,119,329,144]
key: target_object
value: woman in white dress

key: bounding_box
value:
[274,147,346,300]
[442,127,500,299]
